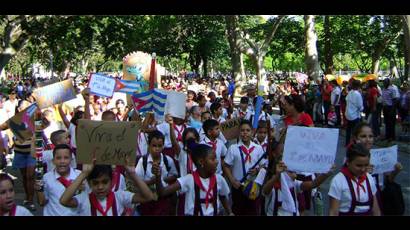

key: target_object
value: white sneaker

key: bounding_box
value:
[7,173,17,180]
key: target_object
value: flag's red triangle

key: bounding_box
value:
[115,79,125,91]
[132,96,149,110]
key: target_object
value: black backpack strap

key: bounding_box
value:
[142,155,148,177]
[213,179,218,216]
[239,146,267,183]
[238,147,247,183]
[162,154,171,173]
[342,173,357,214]
[193,182,204,216]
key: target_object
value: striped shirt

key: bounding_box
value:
[382,86,395,106]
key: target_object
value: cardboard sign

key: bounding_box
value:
[89,73,116,98]
[33,79,77,109]
[36,78,60,88]
[6,103,38,141]
[76,119,139,165]
[220,118,242,140]
[370,145,398,174]
[164,90,186,119]
[283,126,339,173]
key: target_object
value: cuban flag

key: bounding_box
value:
[131,89,167,119]
[115,79,148,94]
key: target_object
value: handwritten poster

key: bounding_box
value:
[283,126,339,173]
[76,119,139,165]
[33,79,77,109]
[164,90,186,119]
[88,73,116,98]
[370,145,397,174]
[220,118,242,140]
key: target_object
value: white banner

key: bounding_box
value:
[283,126,339,173]
[370,145,398,174]
[89,73,116,98]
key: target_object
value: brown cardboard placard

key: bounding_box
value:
[220,118,242,140]
[33,79,77,109]
[76,119,139,165]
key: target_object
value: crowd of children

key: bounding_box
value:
[0,77,406,216]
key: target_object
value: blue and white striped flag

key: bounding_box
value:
[115,79,148,94]
[131,89,167,119]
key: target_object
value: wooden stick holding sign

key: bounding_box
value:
[282,126,339,173]
[76,119,139,165]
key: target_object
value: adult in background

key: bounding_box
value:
[321,79,333,125]
[366,80,380,138]
[330,80,341,127]
[280,94,314,127]
[345,79,363,145]
[381,78,397,141]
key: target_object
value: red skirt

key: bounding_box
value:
[231,187,261,216]
[139,197,172,216]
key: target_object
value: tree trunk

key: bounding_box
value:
[403,15,410,81]
[371,58,380,75]
[324,16,334,74]
[304,15,321,82]
[225,15,245,97]
[0,54,13,80]
[255,56,266,95]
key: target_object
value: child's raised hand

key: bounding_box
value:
[124,155,136,175]
[165,114,173,125]
[276,161,287,174]
[327,164,337,175]
[81,88,91,101]
[366,164,374,174]
[34,180,44,191]
[151,162,161,178]
[82,149,97,174]
[394,162,403,172]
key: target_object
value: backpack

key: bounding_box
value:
[142,154,171,176]
[381,180,405,215]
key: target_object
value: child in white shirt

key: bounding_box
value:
[0,173,33,216]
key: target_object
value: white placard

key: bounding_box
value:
[370,145,397,174]
[164,90,187,119]
[89,73,116,98]
[283,126,339,173]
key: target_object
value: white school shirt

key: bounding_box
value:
[74,190,134,216]
[4,99,18,118]
[224,140,266,182]
[136,132,148,157]
[135,153,178,187]
[277,174,302,216]
[254,137,268,153]
[43,121,60,144]
[42,168,82,216]
[68,123,77,148]
[178,145,197,177]
[42,150,77,173]
[156,122,189,148]
[212,116,226,124]
[232,108,252,120]
[200,136,227,175]
[112,173,127,192]
[328,172,377,214]
[331,86,341,106]
[345,90,363,121]
[248,111,276,129]
[198,128,227,145]
[177,173,230,216]
[2,206,33,216]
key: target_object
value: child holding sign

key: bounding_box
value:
[59,158,154,216]
[0,173,33,216]
[155,144,233,216]
[200,119,227,175]
[260,161,334,216]
[135,130,179,215]
[34,144,83,216]
[328,143,381,216]
[352,122,403,214]
[223,120,265,215]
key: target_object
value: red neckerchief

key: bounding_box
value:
[207,139,217,153]
[0,204,16,216]
[89,192,115,216]
[273,181,281,190]
[111,170,121,192]
[341,166,367,200]
[240,145,255,163]
[57,176,72,188]
[192,171,217,209]
[174,124,185,142]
